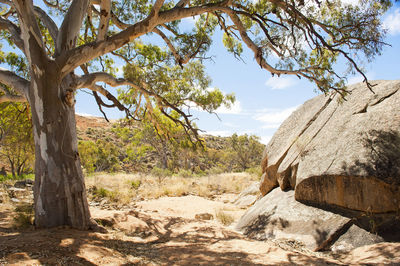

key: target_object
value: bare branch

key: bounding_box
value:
[225,9,307,76]
[0,67,29,96]
[33,6,59,43]
[0,93,27,103]
[151,0,166,18]
[56,0,90,55]
[42,0,59,8]
[96,0,111,41]
[75,71,203,144]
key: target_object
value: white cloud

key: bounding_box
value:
[222,122,238,128]
[260,135,272,145]
[265,76,298,90]
[182,16,198,25]
[253,105,298,128]
[216,100,242,114]
[383,9,400,36]
[261,124,281,129]
[76,112,96,117]
[205,130,232,137]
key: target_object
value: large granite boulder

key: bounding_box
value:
[238,80,400,251]
[260,80,400,214]
[235,188,383,252]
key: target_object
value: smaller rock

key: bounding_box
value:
[330,225,384,253]
[195,213,213,220]
[100,199,108,206]
[8,187,29,198]
[233,181,259,207]
[14,179,34,188]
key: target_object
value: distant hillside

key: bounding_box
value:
[0,115,265,176]
[75,115,265,175]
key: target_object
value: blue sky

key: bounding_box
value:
[76,2,400,144]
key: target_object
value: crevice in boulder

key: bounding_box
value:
[315,219,354,251]
[297,97,333,138]
[260,96,334,195]
[353,104,368,114]
[353,88,399,115]
[370,88,399,107]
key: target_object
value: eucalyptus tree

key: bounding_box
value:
[0,0,390,229]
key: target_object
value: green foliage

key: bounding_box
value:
[151,167,173,178]
[91,187,121,202]
[130,179,142,190]
[0,173,34,183]
[0,103,34,177]
[78,139,121,173]
[13,203,34,229]
[229,134,265,171]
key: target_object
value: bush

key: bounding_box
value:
[175,169,193,178]
[0,173,34,183]
[245,166,262,177]
[215,209,234,226]
[205,166,225,175]
[130,179,141,190]
[13,203,34,228]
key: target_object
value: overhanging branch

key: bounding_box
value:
[0,67,29,96]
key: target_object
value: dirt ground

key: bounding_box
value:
[1,194,400,265]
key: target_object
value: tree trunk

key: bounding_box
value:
[28,68,92,229]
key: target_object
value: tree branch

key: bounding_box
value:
[0,17,24,51]
[96,0,111,41]
[56,0,90,55]
[75,71,203,144]
[12,0,47,65]
[57,1,230,77]
[33,6,59,44]
[0,93,27,103]
[0,67,29,96]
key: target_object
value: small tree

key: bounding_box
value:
[0,102,34,177]
[230,134,265,171]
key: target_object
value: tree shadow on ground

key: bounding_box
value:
[0,211,352,266]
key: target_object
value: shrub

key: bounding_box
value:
[13,203,34,228]
[130,179,141,190]
[215,209,234,226]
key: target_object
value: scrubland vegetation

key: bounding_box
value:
[85,172,259,205]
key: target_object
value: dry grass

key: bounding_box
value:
[85,172,259,205]
[215,208,235,226]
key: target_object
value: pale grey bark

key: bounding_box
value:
[58,1,230,76]
[96,0,111,41]
[0,67,29,96]
[56,0,90,55]
[0,17,24,51]
[33,6,59,44]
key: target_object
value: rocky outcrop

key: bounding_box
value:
[233,181,259,208]
[260,80,400,214]
[238,80,400,251]
[236,188,383,251]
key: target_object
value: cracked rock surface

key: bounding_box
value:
[238,80,400,252]
[260,80,400,213]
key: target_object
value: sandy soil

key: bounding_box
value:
[1,195,399,265]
